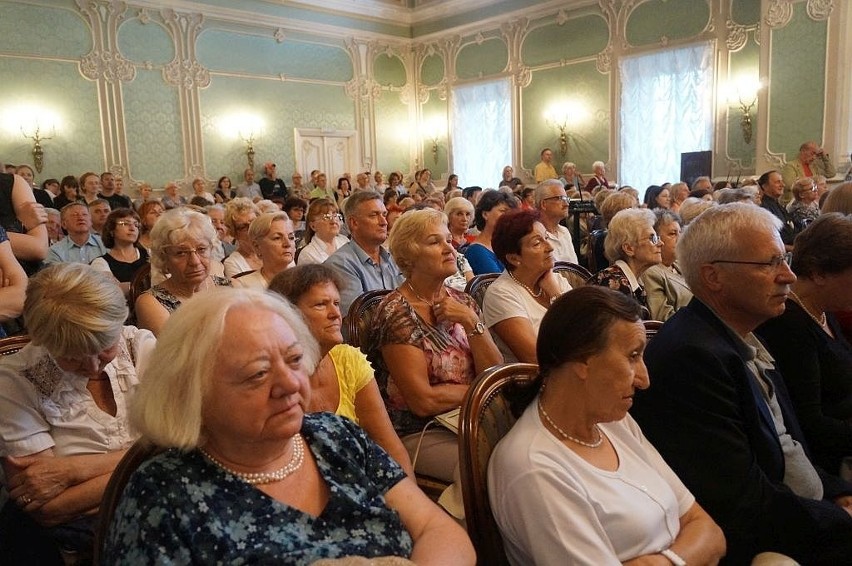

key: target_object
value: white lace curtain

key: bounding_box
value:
[451,79,512,189]
[619,42,714,196]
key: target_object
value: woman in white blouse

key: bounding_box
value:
[488,286,725,566]
[0,264,155,561]
[231,212,295,289]
[297,198,348,266]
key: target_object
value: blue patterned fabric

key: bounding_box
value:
[104,413,412,564]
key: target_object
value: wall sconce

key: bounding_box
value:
[22,125,55,173]
[241,132,256,170]
[728,77,761,145]
[544,100,586,158]
[423,117,445,164]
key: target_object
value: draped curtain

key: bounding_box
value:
[619,42,714,196]
[451,79,512,189]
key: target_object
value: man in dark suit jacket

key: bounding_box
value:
[632,203,852,565]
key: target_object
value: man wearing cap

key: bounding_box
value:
[258,162,288,200]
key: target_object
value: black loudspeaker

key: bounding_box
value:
[680,150,712,187]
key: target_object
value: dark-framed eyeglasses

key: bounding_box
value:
[543,195,570,204]
[711,253,791,269]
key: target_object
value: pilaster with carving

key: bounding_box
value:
[75,0,134,173]
[161,9,208,181]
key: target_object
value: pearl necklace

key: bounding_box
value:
[788,291,827,327]
[200,434,305,485]
[508,270,543,298]
[407,281,445,307]
[538,400,603,448]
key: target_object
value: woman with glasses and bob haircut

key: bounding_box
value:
[90,208,149,298]
[0,264,156,563]
[589,208,662,316]
[297,198,349,266]
[135,208,230,336]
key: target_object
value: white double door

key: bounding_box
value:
[294,128,359,186]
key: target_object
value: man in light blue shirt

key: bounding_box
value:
[325,191,403,314]
[45,203,107,265]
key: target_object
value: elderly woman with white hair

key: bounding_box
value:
[640,209,692,321]
[0,264,155,562]
[105,287,473,564]
[135,208,230,336]
[589,208,662,315]
[559,162,584,190]
[369,209,502,484]
[231,212,295,289]
[444,196,474,250]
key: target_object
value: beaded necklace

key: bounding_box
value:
[508,269,543,298]
[538,401,603,448]
[200,434,305,485]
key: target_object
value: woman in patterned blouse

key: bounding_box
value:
[105,287,473,565]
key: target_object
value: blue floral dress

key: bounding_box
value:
[104,413,412,564]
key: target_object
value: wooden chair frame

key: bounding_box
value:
[464,273,500,310]
[344,289,391,351]
[459,362,538,566]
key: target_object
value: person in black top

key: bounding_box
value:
[258,162,288,199]
[90,208,148,298]
[758,169,797,251]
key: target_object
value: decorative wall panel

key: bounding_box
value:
[625,0,711,47]
[0,2,90,58]
[521,14,609,66]
[456,37,508,79]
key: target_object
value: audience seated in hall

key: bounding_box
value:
[258,162,288,200]
[367,208,502,492]
[786,177,820,229]
[589,208,661,316]
[98,171,132,210]
[231,212,295,289]
[79,172,101,205]
[781,141,835,206]
[639,209,692,322]
[53,175,80,211]
[45,202,106,265]
[135,208,230,336]
[464,190,517,276]
[136,199,163,253]
[483,209,571,363]
[206,203,235,261]
[88,198,111,237]
[533,148,558,183]
[631,203,852,564]
[235,167,262,201]
[755,214,852,479]
[758,170,797,251]
[324,191,403,315]
[297,198,348,266]
[160,181,187,210]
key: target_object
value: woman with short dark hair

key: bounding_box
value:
[90,208,149,298]
[463,190,518,275]
[489,286,725,565]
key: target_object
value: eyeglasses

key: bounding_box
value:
[647,233,661,245]
[115,220,140,228]
[166,245,211,260]
[543,195,570,204]
[711,253,791,269]
[321,213,343,222]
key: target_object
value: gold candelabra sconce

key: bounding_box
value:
[22,125,55,173]
[727,76,762,145]
[242,133,256,170]
[544,99,586,159]
[738,98,756,145]
[422,117,445,165]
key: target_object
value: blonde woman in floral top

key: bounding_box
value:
[368,209,502,483]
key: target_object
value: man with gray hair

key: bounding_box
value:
[690,176,712,193]
[534,179,578,263]
[632,203,852,564]
[325,191,403,314]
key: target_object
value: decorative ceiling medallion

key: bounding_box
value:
[726,20,747,51]
[765,0,793,28]
[806,0,833,21]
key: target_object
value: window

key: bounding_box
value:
[451,79,512,189]
[619,42,714,194]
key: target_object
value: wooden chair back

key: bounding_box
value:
[552,261,592,288]
[0,335,30,356]
[344,289,391,352]
[459,362,539,566]
[93,439,164,565]
[464,272,500,310]
[232,269,255,280]
[643,319,665,340]
[586,229,608,273]
[127,263,152,324]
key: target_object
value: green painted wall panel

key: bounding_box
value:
[522,15,609,66]
[768,2,826,157]
[374,53,407,87]
[420,54,444,86]
[0,58,102,181]
[373,90,410,175]
[197,30,353,82]
[457,38,508,80]
[0,2,89,58]
[201,77,355,183]
[413,0,556,38]
[626,0,710,47]
[522,61,609,174]
[118,19,174,65]
[122,69,183,185]
[731,0,760,26]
